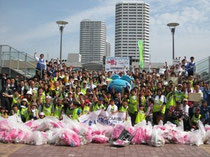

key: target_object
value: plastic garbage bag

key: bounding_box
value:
[27,131,47,145]
[78,126,92,145]
[0,130,7,142]
[92,135,108,143]
[5,129,19,142]
[15,130,32,144]
[149,129,165,147]
[112,124,124,139]
[132,120,153,144]
[186,130,203,146]
[132,127,148,144]
[50,128,80,147]
[0,119,11,131]
[205,125,210,132]
[35,117,60,132]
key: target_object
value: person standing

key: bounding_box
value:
[128,89,138,126]
[54,98,64,120]
[186,56,195,76]
[106,99,118,114]
[40,96,54,117]
[153,89,166,125]
[34,52,46,78]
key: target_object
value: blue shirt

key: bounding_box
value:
[186,62,195,73]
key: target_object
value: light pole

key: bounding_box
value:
[56,20,68,63]
[167,22,179,61]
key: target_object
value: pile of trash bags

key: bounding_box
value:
[0,115,210,147]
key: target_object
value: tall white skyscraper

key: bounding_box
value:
[80,20,106,64]
[115,2,150,64]
[105,41,111,57]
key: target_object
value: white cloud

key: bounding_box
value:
[149,0,210,63]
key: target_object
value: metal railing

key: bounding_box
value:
[196,56,210,84]
[0,45,40,78]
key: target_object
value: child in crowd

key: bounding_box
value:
[135,106,146,124]
[107,99,118,114]
[190,107,202,130]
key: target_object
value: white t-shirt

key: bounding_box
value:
[181,104,189,116]
[107,105,118,114]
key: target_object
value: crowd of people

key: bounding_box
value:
[0,53,209,131]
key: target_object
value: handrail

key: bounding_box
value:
[1,51,37,68]
[0,45,41,78]
[196,56,210,64]
[0,45,36,61]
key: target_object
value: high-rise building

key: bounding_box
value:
[67,53,81,63]
[115,1,150,64]
[105,41,111,57]
[80,20,106,64]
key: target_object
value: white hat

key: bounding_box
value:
[83,81,87,84]
[22,98,28,102]
[74,78,78,81]
[26,91,32,95]
[178,84,183,87]
[40,112,45,116]
[31,102,37,107]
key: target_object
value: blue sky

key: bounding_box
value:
[0,0,210,63]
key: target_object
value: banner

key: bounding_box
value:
[79,110,127,126]
[188,93,202,102]
[138,40,144,69]
[105,57,130,73]
[168,77,178,85]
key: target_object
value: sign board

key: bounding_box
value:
[188,93,202,102]
[168,77,178,85]
[79,110,127,126]
[105,57,130,73]
[173,58,180,65]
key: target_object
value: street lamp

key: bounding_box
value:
[167,22,179,60]
[56,20,68,63]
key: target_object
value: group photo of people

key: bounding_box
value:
[1,53,209,131]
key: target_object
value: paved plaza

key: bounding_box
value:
[0,143,209,157]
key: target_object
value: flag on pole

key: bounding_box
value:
[138,40,144,69]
